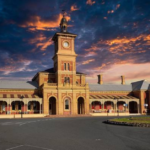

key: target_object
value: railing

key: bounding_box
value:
[76,84,86,87]
[47,83,57,86]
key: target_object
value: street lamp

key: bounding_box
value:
[114,98,119,116]
[20,95,24,118]
[144,104,148,115]
[123,103,127,113]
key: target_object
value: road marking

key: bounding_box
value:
[0,119,54,126]
[5,144,53,150]
[95,139,101,141]
[5,145,23,150]
[25,144,53,150]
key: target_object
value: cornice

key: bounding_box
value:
[89,91,131,94]
[0,89,37,92]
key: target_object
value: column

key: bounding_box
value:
[126,101,129,113]
[101,101,104,112]
[102,101,104,112]
[114,102,117,113]
[24,101,27,114]
[40,103,41,114]
[137,103,140,113]
[7,102,9,115]
[89,103,92,113]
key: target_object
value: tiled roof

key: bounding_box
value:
[89,94,138,99]
[131,80,150,91]
[89,84,132,91]
[0,94,40,99]
[0,80,38,89]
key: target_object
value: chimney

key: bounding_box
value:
[121,75,125,85]
[97,74,103,84]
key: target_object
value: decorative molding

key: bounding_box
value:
[47,93,58,99]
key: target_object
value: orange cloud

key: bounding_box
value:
[20,13,71,31]
[84,51,97,57]
[41,38,53,51]
[85,34,150,55]
[82,59,95,65]
[28,33,53,51]
[107,4,120,14]
[107,10,114,14]
[71,4,79,11]
[86,0,95,5]
[116,4,120,10]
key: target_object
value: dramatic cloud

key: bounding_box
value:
[70,4,79,11]
[86,0,95,5]
[19,14,71,31]
[0,0,150,84]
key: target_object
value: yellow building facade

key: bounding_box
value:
[0,15,150,117]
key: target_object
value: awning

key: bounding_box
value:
[89,94,138,99]
[0,94,41,99]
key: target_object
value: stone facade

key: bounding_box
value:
[0,15,149,116]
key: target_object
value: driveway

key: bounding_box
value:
[0,116,149,150]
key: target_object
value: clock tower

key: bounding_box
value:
[52,14,77,87]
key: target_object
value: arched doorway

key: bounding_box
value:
[104,101,114,111]
[92,101,101,112]
[49,97,56,115]
[117,101,126,112]
[78,97,84,114]
[0,101,7,114]
[129,101,138,113]
[11,101,24,114]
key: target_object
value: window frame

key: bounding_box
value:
[64,99,70,110]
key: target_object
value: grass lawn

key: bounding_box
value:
[109,116,150,124]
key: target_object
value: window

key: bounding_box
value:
[64,77,70,83]
[12,102,15,110]
[68,63,70,71]
[64,63,66,70]
[28,102,31,110]
[65,100,69,109]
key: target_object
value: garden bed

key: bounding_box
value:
[104,116,150,127]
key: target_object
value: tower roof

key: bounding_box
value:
[60,11,68,32]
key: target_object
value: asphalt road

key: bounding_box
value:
[0,116,150,150]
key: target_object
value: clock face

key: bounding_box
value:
[63,41,69,47]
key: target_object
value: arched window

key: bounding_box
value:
[68,63,70,71]
[65,99,69,109]
[64,77,70,83]
[64,63,66,70]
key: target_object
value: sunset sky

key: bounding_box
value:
[0,0,150,84]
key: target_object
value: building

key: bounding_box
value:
[0,15,150,116]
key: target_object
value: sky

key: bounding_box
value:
[0,0,150,84]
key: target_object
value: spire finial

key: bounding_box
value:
[60,10,67,32]
[62,9,65,18]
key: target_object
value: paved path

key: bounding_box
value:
[0,116,150,150]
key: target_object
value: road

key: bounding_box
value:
[0,116,149,150]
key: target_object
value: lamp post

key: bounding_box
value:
[114,98,119,116]
[117,98,119,116]
[144,104,148,115]
[123,103,127,114]
[20,95,24,118]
